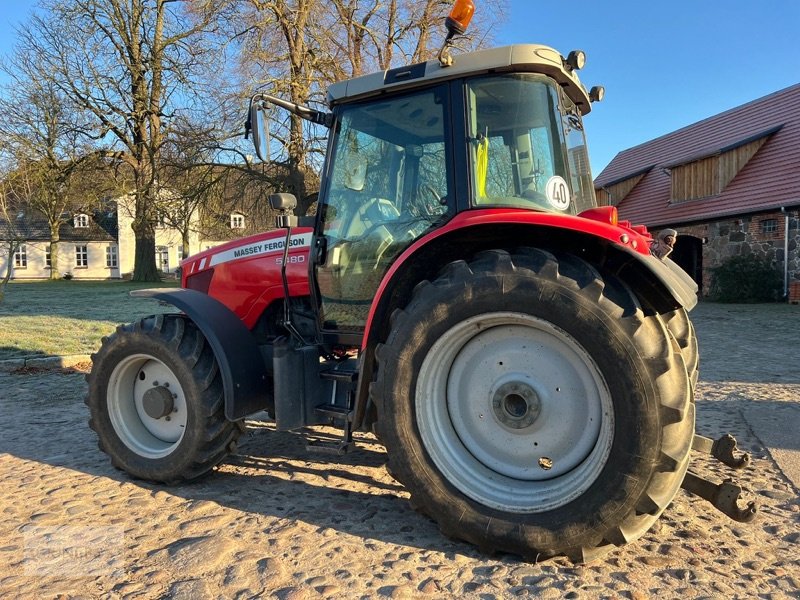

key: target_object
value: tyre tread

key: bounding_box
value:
[373,249,694,562]
[86,315,241,483]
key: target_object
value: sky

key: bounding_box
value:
[1,0,799,175]
[496,0,800,174]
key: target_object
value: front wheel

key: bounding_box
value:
[86,315,242,483]
[373,249,694,561]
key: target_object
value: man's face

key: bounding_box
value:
[664,235,676,248]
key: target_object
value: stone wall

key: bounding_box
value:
[657,208,800,298]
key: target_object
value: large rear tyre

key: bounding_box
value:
[664,308,699,391]
[374,249,694,561]
[86,315,242,483]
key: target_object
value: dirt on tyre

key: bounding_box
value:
[373,248,694,562]
[85,314,242,483]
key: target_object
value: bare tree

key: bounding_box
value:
[321,0,433,77]
[17,0,236,281]
[157,119,234,257]
[0,51,110,280]
[236,0,506,213]
[236,0,326,209]
[0,165,28,300]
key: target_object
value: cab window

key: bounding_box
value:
[318,85,451,331]
[467,73,594,214]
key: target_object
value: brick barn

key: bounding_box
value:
[594,84,800,302]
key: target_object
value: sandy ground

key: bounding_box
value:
[0,302,799,599]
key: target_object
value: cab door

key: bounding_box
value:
[315,84,454,336]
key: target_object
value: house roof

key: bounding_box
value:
[594,83,800,227]
[0,204,117,243]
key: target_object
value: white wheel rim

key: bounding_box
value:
[107,353,188,459]
[416,312,614,513]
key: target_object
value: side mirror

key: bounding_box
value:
[269,193,297,213]
[246,92,332,162]
[269,193,298,229]
[248,100,271,161]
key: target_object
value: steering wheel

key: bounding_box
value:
[342,197,400,239]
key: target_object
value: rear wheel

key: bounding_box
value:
[86,315,242,483]
[664,308,699,390]
[374,249,694,561]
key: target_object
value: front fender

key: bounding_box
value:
[130,288,271,420]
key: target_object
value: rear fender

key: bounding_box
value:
[352,216,699,429]
[130,288,271,421]
[612,246,699,309]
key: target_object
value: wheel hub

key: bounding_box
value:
[106,354,188,458]
[416,312,615,512]
[142,386,175,419]
[492,382,541,428]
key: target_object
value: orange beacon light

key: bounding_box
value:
[445,0,475,36]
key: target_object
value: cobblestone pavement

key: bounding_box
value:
[0,302,798,599]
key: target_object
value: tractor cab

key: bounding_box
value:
[316,70,599,333]
[248,41,606,339]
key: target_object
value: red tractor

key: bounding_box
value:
[87,1,754,561]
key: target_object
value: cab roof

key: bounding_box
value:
[327,44,593,115]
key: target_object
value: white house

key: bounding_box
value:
[0,210,120,280]
[2,193,267,280]
[114,194,248,277]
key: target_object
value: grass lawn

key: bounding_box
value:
[0,280,179,360]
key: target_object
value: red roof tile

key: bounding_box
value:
[594,83,800,226]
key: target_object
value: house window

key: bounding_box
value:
[74,214,89,228]
[761,219,777,234]
[230,213,245,229]
[178,245,185,260]
[156,246,169,272]
[45,246,51,269]
[106,245,118,268]
[14,244,27,268]
[75,244,88,267]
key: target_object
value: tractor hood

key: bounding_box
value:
[180,228,313,329]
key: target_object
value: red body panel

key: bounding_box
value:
[178,210,650,338]
[180,228,313,329]
[360,208,651,347]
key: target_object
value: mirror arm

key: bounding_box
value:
[243,114,252,139]
[252,92,332,128]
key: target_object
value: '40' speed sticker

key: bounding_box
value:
[545,176,570,211]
